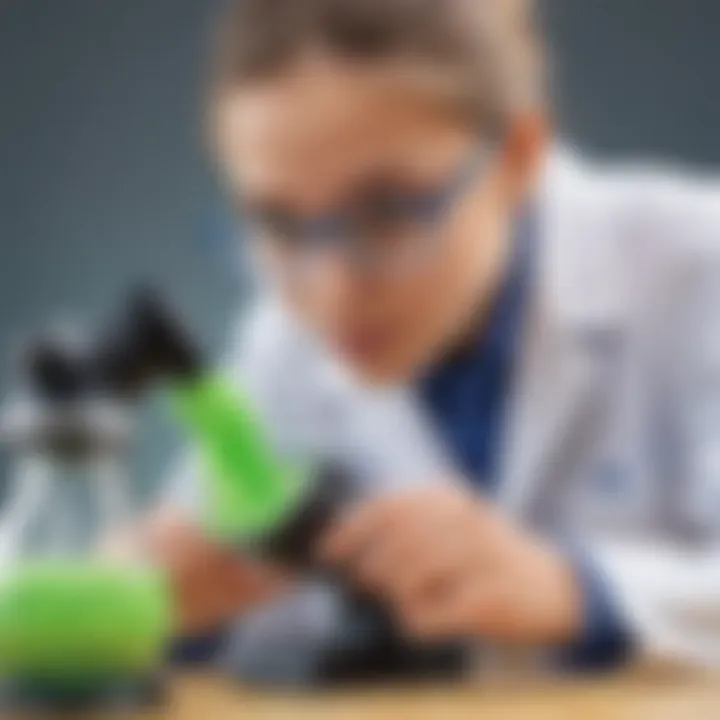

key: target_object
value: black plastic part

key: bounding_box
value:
[26,342,91,403]
[21,289,203,403]
[223,596,471,689]
[252,464,354,568]
[242,466,471,686]
[0,673,167,716]
[94,289,203,396]
[313,622,471,686]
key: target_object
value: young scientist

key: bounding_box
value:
[135,0,720,676]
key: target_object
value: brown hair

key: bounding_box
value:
[211,0,545,136]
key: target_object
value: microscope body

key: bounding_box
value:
[0,289,468,703]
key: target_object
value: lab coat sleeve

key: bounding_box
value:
[593,541,720,667]
[593,176,720,668]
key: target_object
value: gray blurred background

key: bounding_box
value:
[1,0,719,497]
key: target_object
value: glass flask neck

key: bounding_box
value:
[0,452,131,564]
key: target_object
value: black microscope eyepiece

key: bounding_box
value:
[93,289,203,397]
[26,340,91,403]
[21,289,203,402]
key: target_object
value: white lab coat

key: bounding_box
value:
[174,148,720,672]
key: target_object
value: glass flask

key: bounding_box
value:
[0,339,171,713]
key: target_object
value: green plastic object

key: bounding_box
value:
[172,374,310,543]
[0,562,172,682]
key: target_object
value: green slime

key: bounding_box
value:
[0,563,171,681]
[173,374,309,542]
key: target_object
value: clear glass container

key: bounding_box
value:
[0,395,171,712]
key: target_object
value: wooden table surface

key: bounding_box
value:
[164,673,720,720]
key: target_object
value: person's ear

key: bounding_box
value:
[498,112,550,205]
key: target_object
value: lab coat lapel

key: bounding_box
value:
[498,149,628,527]
[498,309,613,526]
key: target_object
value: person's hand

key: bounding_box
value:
[105,506,289,635]
[319,485,584,645]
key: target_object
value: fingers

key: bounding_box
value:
[317,487,501,635]
[313,485,569,644]
[389,533,484,603]
[319,492,417,564]
[399,579,512,641]
[319,486,483,567]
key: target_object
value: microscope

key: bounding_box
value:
[0,290,468,711]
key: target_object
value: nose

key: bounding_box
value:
[300,243,357,307]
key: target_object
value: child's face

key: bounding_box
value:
[215,58,544,385]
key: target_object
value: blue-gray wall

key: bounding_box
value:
[1,0,719,496]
